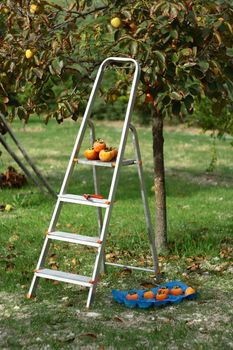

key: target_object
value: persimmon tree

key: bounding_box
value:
[0,0,233,252]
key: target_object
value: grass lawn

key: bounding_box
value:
[0,118,233,349]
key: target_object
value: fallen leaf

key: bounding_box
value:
[5,204,13,211]
[5,261,15,271]
[168,255,180,260]
[113,316,124,323]
[187,263,201,271]
[79,333,97,340]
[6,243,15,251]
[71,258,77,266]
[220,247,233,259]
[9,234,19,243]
[117,268,132,276]
[49,263,59,270]
[105,253,117,262]
[0,167,26,189]
[58,332,75,343]
[140,281,156,289]
[48,253,59,266]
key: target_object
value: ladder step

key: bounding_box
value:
[59,194,110,208]
[76,158,137,167]
[48,231,101,247]
[35,268,92,287]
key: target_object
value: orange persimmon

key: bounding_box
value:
[185,287,196,296]
[170,286,183,296]
[93,139,106,153]
[126,292,138,301]
[99,148,114,162]
[111,147,118,159]
[84,148,99,160]
[143,290,155,299]
[145,92,154,103]
[158,286,169,295]
[155,290,168,301]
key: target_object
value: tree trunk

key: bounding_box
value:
[151,107,168,253]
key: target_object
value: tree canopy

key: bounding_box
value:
[0,0,232,132]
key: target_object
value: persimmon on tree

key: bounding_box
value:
[0,0,232,252]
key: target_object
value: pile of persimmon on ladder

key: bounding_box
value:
[84,139,118,162]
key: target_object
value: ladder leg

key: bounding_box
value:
[48,200,63,232]
[28,200,63,297]
[86,244,104,308]
[86,205,112,307]
[129,124,159,275]
[27,236,51,297]
[88,121,105,273]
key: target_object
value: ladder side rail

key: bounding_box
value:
[129,124,159,274]
[88,120,105,274]
[93,59,140,245]
[48,200,63,232]
[86,59,141,307]
[59,63,106,195]
[87,120,103,231]
[102,59,141,211]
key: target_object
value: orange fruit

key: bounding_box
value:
[143,290,155,299]
[93,139,106,153]
[126,292,138,301]
[185,287,196,296]
[170,286,183,296]
[110,147,118,159]
[158,286,169,295]
[155,290,168,301]
[145,92,154,103]
[84,148,99,160]
[99,148,114,162]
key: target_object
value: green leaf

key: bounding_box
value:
[171,53,179,63]
[154,50,166,64]
[170,30,178,39]
[130,41,138,57]
[51,59,63,75]
[32,68,43,79]
[172,100,181,115]
[198,61,209,72]
[226,48,233,57]
[184,94,194,113]
[170,91,182,100]
[180,48,191,57]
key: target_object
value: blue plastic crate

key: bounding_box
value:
[112,281,197,309]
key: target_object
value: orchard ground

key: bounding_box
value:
[0,119,232,349]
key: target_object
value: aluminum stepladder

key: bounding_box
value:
[27,57,159,308]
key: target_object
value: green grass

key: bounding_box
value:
[0,119,233,349]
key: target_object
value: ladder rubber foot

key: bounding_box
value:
[26,293,33,299]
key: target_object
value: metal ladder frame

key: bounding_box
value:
[27,57,159,308]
